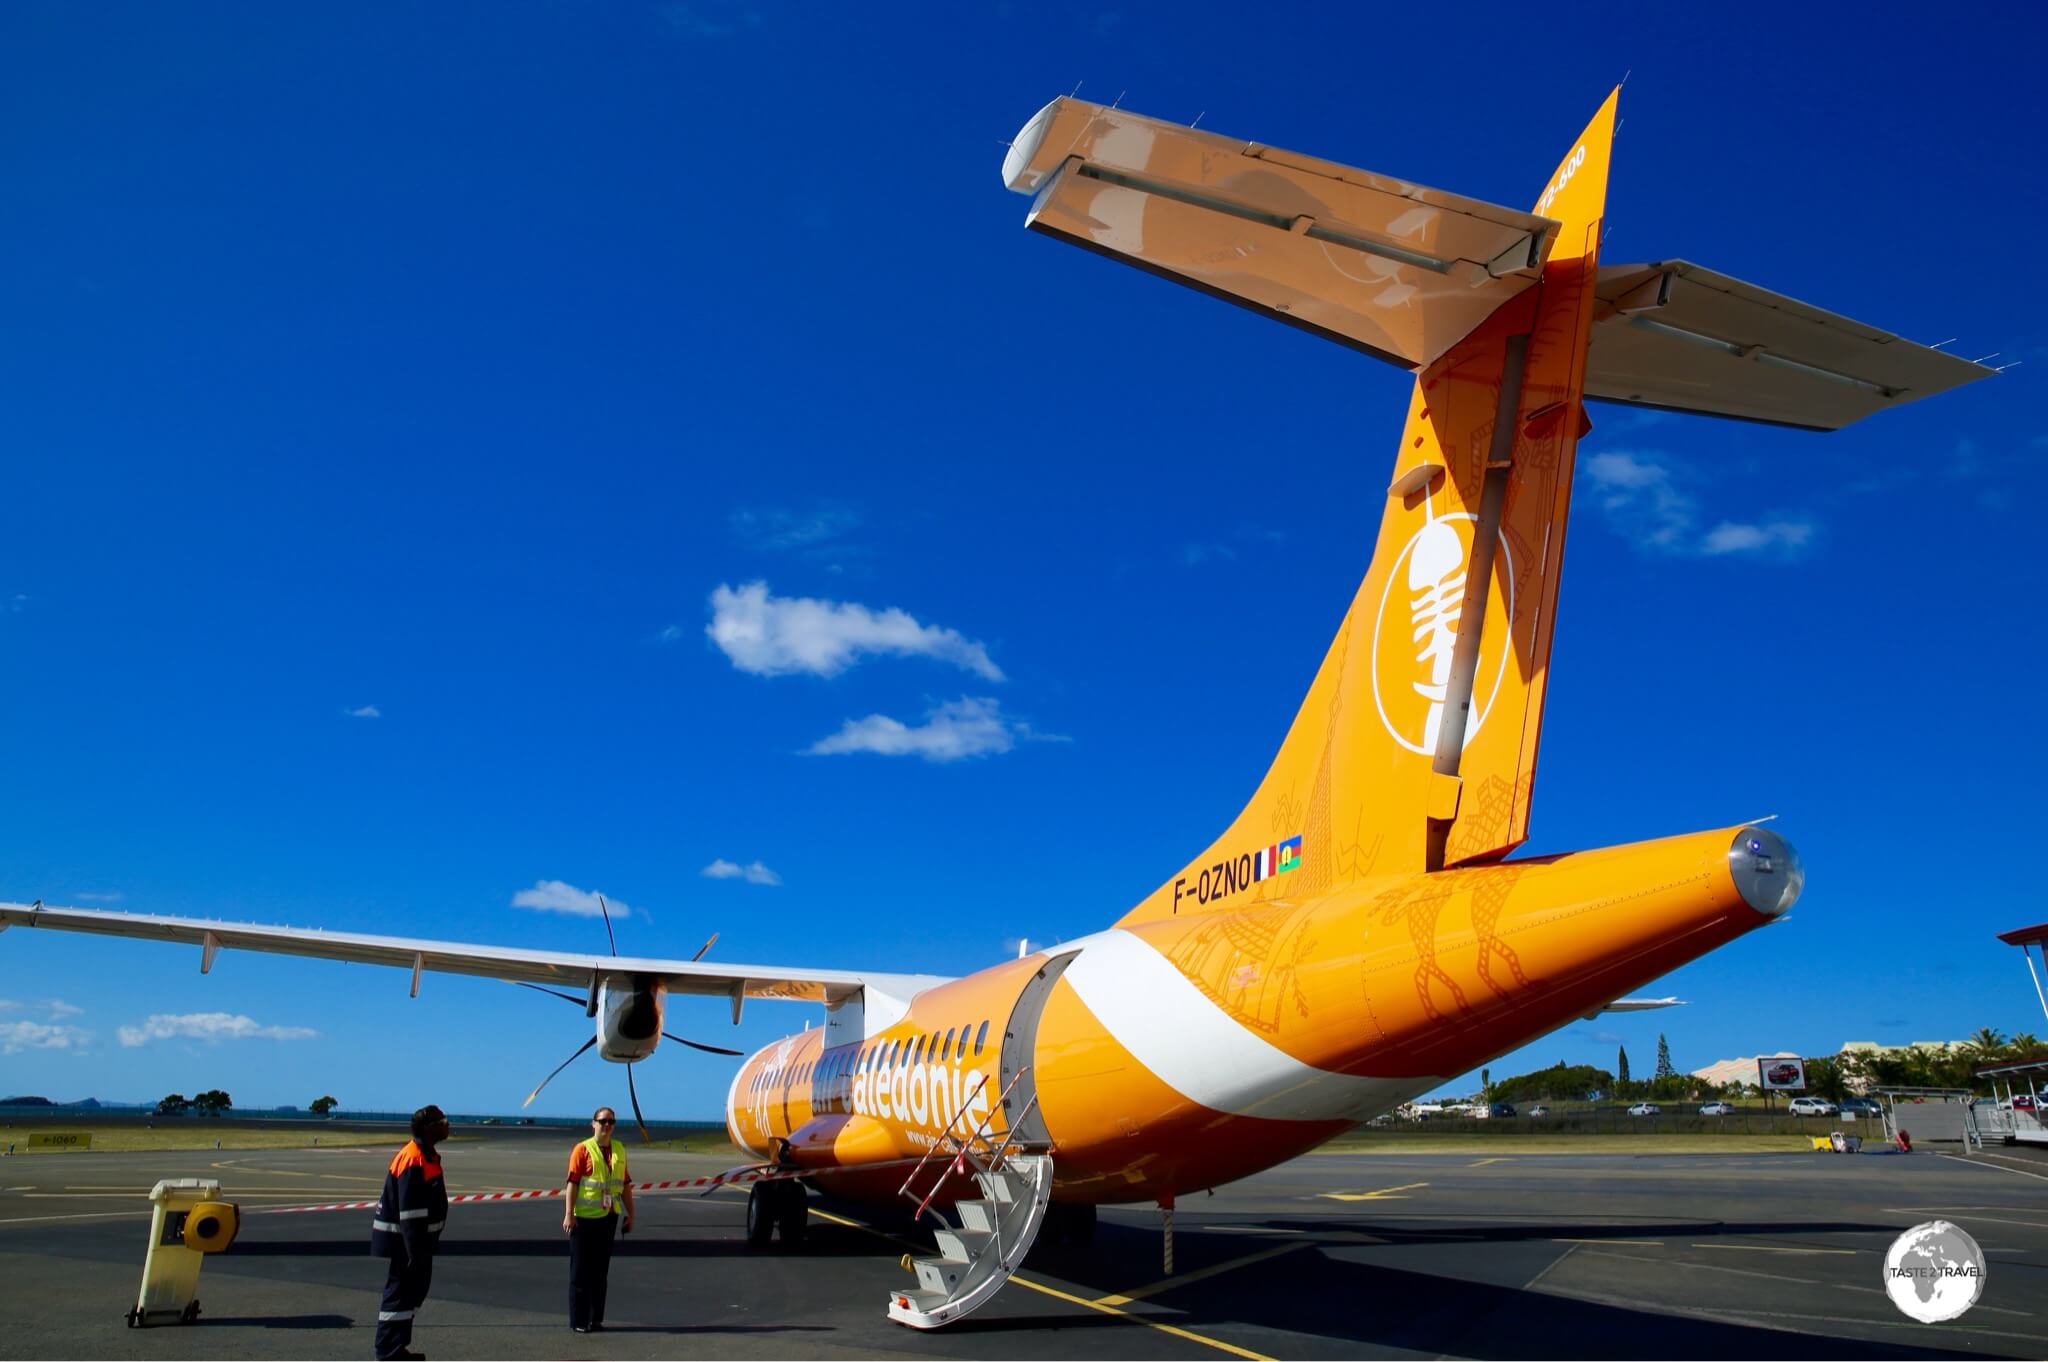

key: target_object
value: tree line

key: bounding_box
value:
[1482,1027,2041,1104]
[156,1092,340,1116]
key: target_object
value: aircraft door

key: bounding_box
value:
[998,951,1079,1147]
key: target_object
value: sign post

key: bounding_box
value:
[27,1132,93,1151]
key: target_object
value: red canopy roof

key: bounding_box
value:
[1997,921,2048,948]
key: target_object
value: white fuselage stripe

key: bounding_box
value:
[1060,928,1436,1122]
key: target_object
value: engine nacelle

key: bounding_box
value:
[596,974,665,1062]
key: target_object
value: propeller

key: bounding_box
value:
[664,1030,743,1057]
[515,983,586,1006]
[626,1063,651,1145]
[522,1036,598,1108]
[511,902,736,1140]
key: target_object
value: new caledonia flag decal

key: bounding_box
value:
[1255,836,1303,880]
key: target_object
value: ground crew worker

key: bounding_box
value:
[370,1105,449,1361]
[562,1105,633,1333]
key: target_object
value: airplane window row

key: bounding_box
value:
[748,1019,997,1102]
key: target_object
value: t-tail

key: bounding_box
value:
[1000,89,1991,919]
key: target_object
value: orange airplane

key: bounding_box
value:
[0,89,1992,1328]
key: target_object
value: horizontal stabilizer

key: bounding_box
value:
[1600,996,1684,1013]
[1002,97,1560,368]
[1587,261,1995,429]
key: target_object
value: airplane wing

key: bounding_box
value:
[1002,96,1560,369]
[0,901,949,1011]
[1587,260,1995,429]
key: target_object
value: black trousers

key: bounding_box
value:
[375,1252,433,1359]
[568,1213,618,1328]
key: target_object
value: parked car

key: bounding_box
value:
[1788,1096,1839,1117]
[1837,1097,1882,1118]
[1627,1102,1661,1117]
[1526,1104,1550,1118]
[1486,1102,1517,1119]
[1698,1101,1736,1116]
[2013,1094,2039,1112]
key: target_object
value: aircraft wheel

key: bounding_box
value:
[776,1181,808,1247]
[744,1183,775,1249]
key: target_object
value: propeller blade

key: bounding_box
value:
[662,1030,744,1057]
[626,1063,652,1145]
[514,982,586,1006]
[522,1036,597,1108]
[691,931,719,963]
[597,894,619,957]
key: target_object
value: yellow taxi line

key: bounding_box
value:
[1093,1241,1308,1305]
[795,1200,1276,1361]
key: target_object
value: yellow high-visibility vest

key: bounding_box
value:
[571,1138,627,1218]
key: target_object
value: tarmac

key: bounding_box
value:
[3,1129,2047,1360]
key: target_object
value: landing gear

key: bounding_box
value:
[1043,1201,1095,1247]
[745,1179,808,1250]
[745,1183,775,1247]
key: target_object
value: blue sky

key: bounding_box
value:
[3,3,2043,1118]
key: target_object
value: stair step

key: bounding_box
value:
[913,1257,964,1296]
[933,1227,990,1262]
[956,1199,998,1234]
[975,1172,1018,1203]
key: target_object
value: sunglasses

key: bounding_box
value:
[594,1118,616,1125]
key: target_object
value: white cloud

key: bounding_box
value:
[1700,520,1814,555]
[344,705,382,719]
[701,859,782,886]
[652,624,684,644]
[511,879,636,919]
[0,998,84,1020]
[729,506,860,552]
[1,1019,90,1054]
[116,1012,315,1047]
[1583,450,1815,559]
[806,696,1060,763]
[707,581,1003,680]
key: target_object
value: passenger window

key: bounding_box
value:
[914,1035,928,1064]
[975,1019,990,1055]
[939,1028,954,1060]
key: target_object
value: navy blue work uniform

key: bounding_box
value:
[369,1138,447,1359]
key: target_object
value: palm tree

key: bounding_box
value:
[2009,1031,2043,1059]
[1966,1026,2010,1060]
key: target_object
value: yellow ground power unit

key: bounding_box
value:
[128,1178,239,1327]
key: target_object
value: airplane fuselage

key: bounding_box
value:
[728,824,1797,1204]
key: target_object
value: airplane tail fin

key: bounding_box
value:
[1111,91,1620,922]
[1004,89,1988,924]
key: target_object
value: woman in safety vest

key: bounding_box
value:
[561,1105,634,1333]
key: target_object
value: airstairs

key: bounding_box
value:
[887,1070,1053,1329]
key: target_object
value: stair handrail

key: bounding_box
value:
[897,1069,992,1203]
[956,1066,1030,1157]
[905,1066,1037,1225]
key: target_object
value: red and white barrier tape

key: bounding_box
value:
[262,1166,794,1216]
